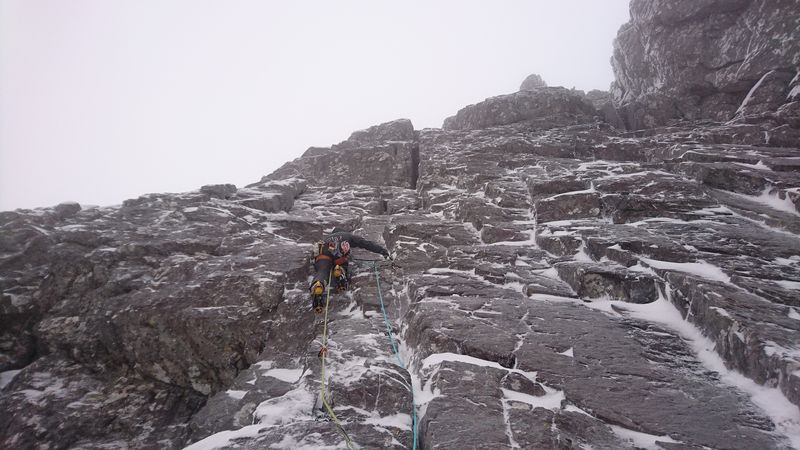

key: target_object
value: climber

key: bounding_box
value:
[310,228,390,313]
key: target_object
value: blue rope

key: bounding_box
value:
[372,262,418,450]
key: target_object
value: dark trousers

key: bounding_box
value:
[311,258,348,292]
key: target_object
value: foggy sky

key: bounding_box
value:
[0,0,631,211]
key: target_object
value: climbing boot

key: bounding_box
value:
[333,265,348,292]
[311,281,324,296]
[311,281,325,313]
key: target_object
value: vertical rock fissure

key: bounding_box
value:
[410,143,420,190]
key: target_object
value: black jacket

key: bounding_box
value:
[320,232,389,259]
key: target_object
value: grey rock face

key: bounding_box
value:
[401,111,800,449]
[263,119,419,189]
[200,183,237,199]
[733,69,797,119]
[301,146,331,157]
[334,118,416,150]
[4,8,800,447]
[0,178,314,448]
[442,87,598,131]
[611,0,800,130]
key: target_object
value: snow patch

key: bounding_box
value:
[534,267,561,279]
[564,404,593,416]
[502,387,564,410]
[693,205,735,216]
[775,280,800,291]
[640,257,731,284]
[253,387,316,426]
[422,352,537,382]
[609,424,679,449]
[763,341,800,359]
[574,243,594,263]
[775,256,800,266]
[614,297,800,447]
[734,160,772,171]
[426,267,474,276]
[729,187,799,216]
[262,368,304,383]
[529,293,581,303]
[252,361,274,370]
[0,370,22,389]
[182,424,266,450]
[363,412,412,431]
[709,306,732,318]
[226,390,247,400]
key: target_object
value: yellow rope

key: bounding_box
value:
[319,268,356,449]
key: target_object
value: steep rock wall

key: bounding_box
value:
[3,2,800,447]
[265,119,419,189]
[611,0,800,130]
[4,86,799,449]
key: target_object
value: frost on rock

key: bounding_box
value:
[611,0,800,133]
[3,3,800,448]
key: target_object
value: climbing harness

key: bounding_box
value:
[315,253,349,266]
[314,239,350,266]
[317,270,356,450]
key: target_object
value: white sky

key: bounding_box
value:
[0,0,630,210]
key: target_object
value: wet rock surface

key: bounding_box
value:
[3,3,800,447]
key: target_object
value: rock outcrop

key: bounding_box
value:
[520,73,548,91]
[263,119,419,189]
[3,1,800,448]
[442,87,598,131]
[611,0,800,130]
